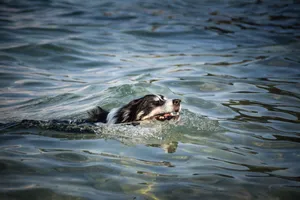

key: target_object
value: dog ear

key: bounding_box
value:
[122,97,144,109]
[130,97,143,105]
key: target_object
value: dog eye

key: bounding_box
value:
[154,99,164,106]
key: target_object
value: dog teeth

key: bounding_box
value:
[170,112,179,116]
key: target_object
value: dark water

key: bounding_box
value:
[1,0,300,199]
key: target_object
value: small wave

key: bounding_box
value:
[1,110,222,144]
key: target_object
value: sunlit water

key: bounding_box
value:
[1,0,300,199]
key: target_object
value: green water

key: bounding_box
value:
[1,0,300,199]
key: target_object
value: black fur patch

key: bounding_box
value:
[87,94,180,124]
[87,106,109,123]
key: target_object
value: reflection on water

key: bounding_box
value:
[1,0,300,199]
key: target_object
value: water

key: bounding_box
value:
[1,0,300,199]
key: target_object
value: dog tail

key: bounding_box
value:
[87,106,109,123]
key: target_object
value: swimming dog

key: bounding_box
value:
[87,94,181,124]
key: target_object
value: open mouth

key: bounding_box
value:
[151,112,180,121]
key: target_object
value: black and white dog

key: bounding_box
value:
[87,94,181,125]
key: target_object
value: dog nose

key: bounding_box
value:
[173,99,181,106]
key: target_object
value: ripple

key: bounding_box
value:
[124,30,194,38]
[53,152,89,162]
[1,0,300,199]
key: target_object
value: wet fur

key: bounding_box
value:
[87,94,181,124]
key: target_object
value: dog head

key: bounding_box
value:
[107,94,181,124]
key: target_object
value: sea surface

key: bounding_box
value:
[1,0,300,199]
